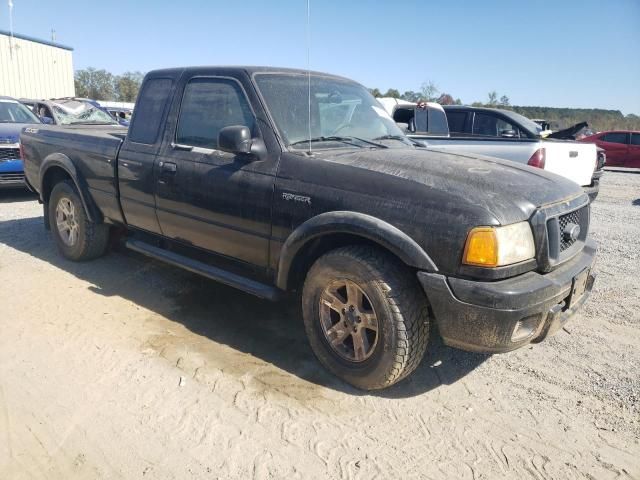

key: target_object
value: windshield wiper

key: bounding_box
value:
[373,135,425,147]
[69,121,118,125]
[290,136,387,149]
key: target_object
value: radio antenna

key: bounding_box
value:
[306,0,312,153]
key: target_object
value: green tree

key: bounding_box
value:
[369,88,382,97]
[401,90,421,102]
[115,71,144,102]
[437,93,455,105]
[383,88,401,98]
[74,68,115,100]
[499,95,510,107]
[486,91,498,107]
[420,81,439,102]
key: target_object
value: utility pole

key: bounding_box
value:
[8,0,14,58]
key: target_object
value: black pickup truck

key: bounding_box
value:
[20,67,596,390]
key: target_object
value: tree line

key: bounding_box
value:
[75,68,639,131]
[74,68,144,102]
[369,80,640,131]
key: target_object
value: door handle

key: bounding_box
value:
[159,161,177,173]
[170,142,193,152]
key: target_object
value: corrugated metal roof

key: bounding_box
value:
[0,29,73,51]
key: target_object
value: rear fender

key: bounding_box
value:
[39,153,102,223]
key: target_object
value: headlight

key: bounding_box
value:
[462,221,535,268]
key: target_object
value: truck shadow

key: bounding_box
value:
[0,189,38,204]
[0,216,489,398]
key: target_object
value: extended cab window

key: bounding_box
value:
[176,78,255,149]
[602,132,628,144]
[631,133,640,146]
[473,113,519,137]
[129,78,173,144]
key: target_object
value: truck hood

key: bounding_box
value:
[321,147,584,224]
[0,122,34,144]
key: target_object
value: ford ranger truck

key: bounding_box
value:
[20,67,597,390]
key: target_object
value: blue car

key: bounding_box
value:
[0,96,43,190]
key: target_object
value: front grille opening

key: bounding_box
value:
[546,205,590,263]
[558,209,581,252]
[0,148,20,162]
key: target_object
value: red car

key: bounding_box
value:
[579,130,640,168]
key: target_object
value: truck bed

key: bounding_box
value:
[21,124,126,221]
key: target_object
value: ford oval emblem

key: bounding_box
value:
[563,223,581,242]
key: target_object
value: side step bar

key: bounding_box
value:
[126,239,281,301]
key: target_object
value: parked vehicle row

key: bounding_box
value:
[0,96,43,189]
[378,99,605,201]
[579,130,640,168]
[21,97,127,126]
[20,66,597,390]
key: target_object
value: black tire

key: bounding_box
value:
[48,180,109,261]
[302,245,430,390]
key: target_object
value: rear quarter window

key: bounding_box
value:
[128,78,173,144]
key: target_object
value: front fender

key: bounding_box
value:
[40,153,101,223]
[276,211,437,290]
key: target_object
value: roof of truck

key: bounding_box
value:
[146,66,355,82]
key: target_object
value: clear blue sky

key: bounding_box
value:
[3,0,639,114]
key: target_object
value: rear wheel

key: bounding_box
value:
[48,180,109,261]
[302,245,430,390]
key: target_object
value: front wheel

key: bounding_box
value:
[302,245,430,390]
[48,180,109,261]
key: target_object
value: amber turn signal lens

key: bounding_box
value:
[463,227,499,267]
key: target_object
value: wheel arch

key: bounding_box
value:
[40,154,102,224]
[276,211,437,291]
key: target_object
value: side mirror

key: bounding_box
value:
[218,125,266,161]
[40,116,54,125]
[218,125,252,154]
[500,129,517,138]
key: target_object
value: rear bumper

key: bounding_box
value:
[584,170,603,202]
[418,238,597,353]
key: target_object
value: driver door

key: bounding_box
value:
[154,75,277,269]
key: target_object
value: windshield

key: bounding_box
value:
[0,100,41,124]
[255,73,408,149]
[52,100,118,125]
[503,110,542,136]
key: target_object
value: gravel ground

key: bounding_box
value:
[0,171,638,479]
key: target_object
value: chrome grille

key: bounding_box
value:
[0,148,20,162]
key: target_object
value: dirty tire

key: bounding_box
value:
[48,180,109,261]
[302,245,430,390]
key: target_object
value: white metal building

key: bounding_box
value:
[0,29,75,99]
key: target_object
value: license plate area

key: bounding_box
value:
[568,268,590,308]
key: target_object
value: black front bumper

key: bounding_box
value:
[418,239,597,353]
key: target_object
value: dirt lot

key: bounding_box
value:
[0,171,639,480]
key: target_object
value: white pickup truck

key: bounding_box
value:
[378,98,603,200]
